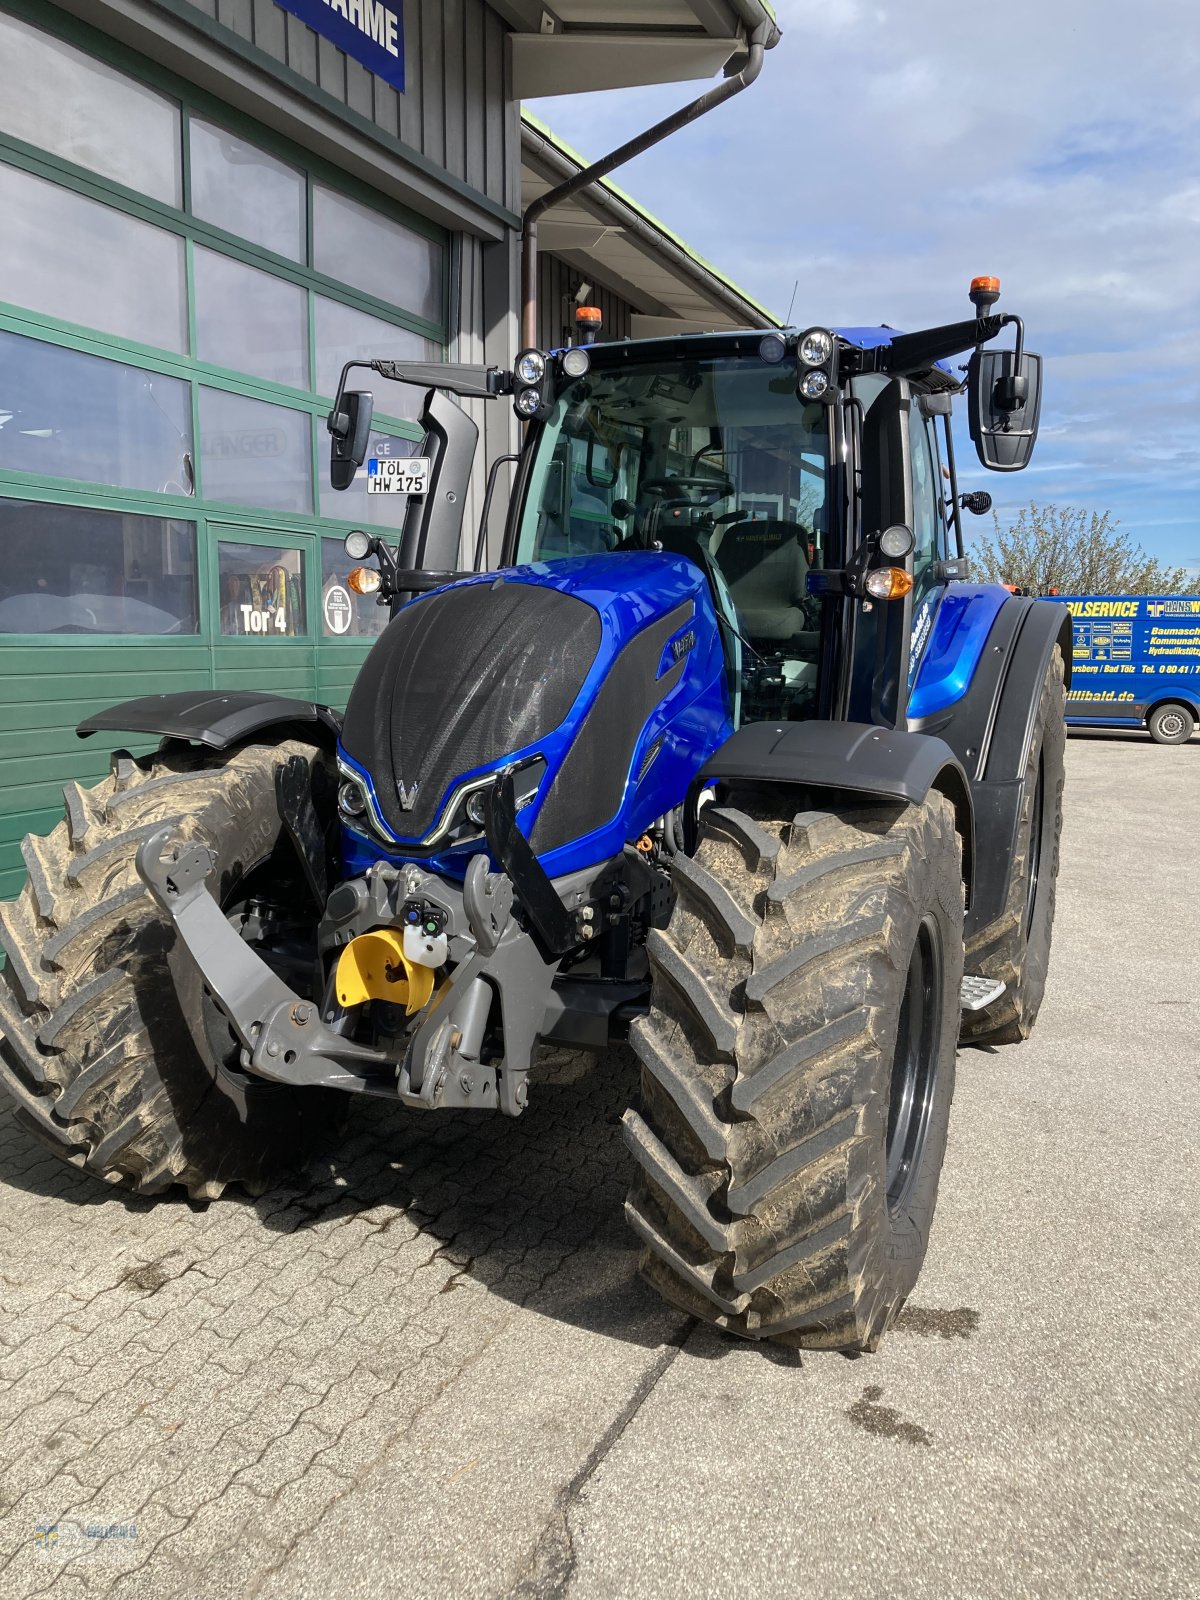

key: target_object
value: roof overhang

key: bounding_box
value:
[491,1,781,97]
[521,112,778,332]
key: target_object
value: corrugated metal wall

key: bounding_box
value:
[181,0,519,212]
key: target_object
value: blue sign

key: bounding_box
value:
[274,0,405,93]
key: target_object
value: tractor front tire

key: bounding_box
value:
[625,790,964,1351]
[960,645,1066,1047]
[0,741,337,1199]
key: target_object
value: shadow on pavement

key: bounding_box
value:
[0,1044,695,1351]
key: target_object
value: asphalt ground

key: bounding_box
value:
[1,735,1197,1598]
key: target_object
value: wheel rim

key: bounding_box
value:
[885,915,944,1215]
[1025,752,1045,938]
[1159,711,1185,739]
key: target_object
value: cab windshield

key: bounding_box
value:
[514,353,833,720]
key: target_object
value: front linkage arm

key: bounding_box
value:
[134,829,560,1117]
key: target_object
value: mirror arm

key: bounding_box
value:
[328,361,514,432]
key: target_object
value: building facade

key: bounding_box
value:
[0,0,778,898]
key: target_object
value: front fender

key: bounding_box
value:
[696,719,974,906]
[910,594,1072,936]
[77,689,342,751]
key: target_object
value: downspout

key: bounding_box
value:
[519,27,770,351]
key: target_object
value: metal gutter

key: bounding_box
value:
[521,110,779,329]
[520,24,773,347]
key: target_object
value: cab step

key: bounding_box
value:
[960,974,1007,1013]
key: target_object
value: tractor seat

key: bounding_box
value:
[710,518,810,641]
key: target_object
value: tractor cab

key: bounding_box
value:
[509,338,830,726]
[324,282,1042,739]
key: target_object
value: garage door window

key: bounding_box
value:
[0,499,198,634]
[218,541,306,637]
[0,8,445,641]
[0,330,193,495]
[0,10,181,205]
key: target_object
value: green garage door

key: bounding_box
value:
[0,4,446,901]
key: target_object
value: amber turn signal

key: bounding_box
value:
[865,567,914,601]
[347,565,381,595]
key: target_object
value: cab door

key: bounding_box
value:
[906,402,953,702]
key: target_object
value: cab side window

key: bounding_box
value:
[910,411,947,600]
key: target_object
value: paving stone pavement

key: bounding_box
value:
[1,737,1197,1599]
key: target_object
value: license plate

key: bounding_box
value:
[366,456,429,495]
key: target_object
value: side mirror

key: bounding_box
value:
[967,349,1043,471]
[328,390,374,490]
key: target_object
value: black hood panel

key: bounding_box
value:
[341,580,602,840]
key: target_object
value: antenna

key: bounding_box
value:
[785,278,799,326]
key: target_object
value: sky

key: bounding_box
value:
[528,0,1200,576]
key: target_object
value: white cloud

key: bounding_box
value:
[528,0,1200,567]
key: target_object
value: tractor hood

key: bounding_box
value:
[338,551,731,878]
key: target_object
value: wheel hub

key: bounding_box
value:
[885,915,944,1215]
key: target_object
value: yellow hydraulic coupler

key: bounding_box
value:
[334,929,436,1015]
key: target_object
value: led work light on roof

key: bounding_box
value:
[560,346,591,379]
[514,386,543,418]
[879,525,916,559]
[798,328,834,367]
[758,332,787,365]
[515,349,547,387]
[512,347,554,423]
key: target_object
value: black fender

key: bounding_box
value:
[77,690,342,751]
[696,720,975,908]
[910,596,1072,937]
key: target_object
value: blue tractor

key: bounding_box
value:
[0,279,1069,1351]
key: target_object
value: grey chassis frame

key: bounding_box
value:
[134,829,641,1119]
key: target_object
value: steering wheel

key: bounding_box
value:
[641,474,735,507]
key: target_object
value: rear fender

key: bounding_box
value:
[696,720,974,908]
[910,594,1071,935]
[77,690,342,752]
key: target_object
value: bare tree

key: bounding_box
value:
[969,503,1193,595]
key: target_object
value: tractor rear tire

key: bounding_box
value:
[0,740,338,1199]
[624,789,964,1351]
[960,645,1066,1047]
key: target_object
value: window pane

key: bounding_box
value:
[0,162,187,351]
[312,184,441,323]
[190,119,305,261]
[218,541,306,637]
[0,330,192,494]
[194,247,308,390]
[0,13,181,204]
[321,430,415,529]
[321,539,387,639]
[0,499,197,635]
[199,390,312,514]
[910,414,945,601]
[314,296,439,417]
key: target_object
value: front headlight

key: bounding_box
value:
[338,778,368,817]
